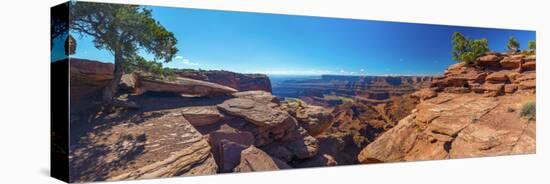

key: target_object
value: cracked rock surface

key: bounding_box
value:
[358,92,535,163]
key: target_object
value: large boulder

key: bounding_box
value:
[181,106,224,126]
[233,146,288,172]
[135,76,238,97]
[208,128,255,172]
[217,94,320,159]
[281,100,334,136]
[217,98,294,127]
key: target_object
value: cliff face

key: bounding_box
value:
[176,70,272,93]
[358,53,536,163]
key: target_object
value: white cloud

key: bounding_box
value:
[182,59,199,66]
[360,68,365,72]
[175,55,184,59]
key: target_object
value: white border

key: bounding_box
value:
[0,0,547,183]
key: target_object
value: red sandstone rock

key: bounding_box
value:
[233,146,287,172]
[475,54,501,67]
[136,75,238,97]
[358,93,535,163]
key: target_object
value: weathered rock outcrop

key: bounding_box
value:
[71,112,217,182]
[281,99,334,136]
[208,127,255,172]
[135,75,238,97]
[176,69,272,92]
[431,53,536,97]
[233,146,289,172]
[358,53,536,164]
[216,93,320,159]
[181,106,225,126]
[358,93,535,163]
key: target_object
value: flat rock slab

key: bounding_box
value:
[136,76,238,97]
[232,90,279,103]
[217,98,294,127]
[181,106,224,126]
[70,112,217,182]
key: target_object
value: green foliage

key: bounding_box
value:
[528,40,536,51]
[69,2,179,101]
[70,2,178,62]
[451,32,490,64]
[520,101,536,121]
[125,57,176,80]
[507,36,520,53]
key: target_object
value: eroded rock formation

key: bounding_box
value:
[358,53,536,164]
[135,75,238,97]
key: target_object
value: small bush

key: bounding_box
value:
[507,107,516,113]
[451,32,490,64]
[520,101,536,121]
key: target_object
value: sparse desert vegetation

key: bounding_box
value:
[521,101,536,121]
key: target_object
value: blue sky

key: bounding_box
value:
[52,5,535,76]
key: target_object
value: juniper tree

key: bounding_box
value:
[451,32,489,64]
[528,40,536,51]
[69,2,178,105]
[507,36,520,53]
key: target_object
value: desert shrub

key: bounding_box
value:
[520,101,536,121]
[451,32,490,64]
[507,36,520,53]
[507,107,516,113]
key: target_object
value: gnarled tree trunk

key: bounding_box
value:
[102,53,124,103]
[101,53,139,109]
